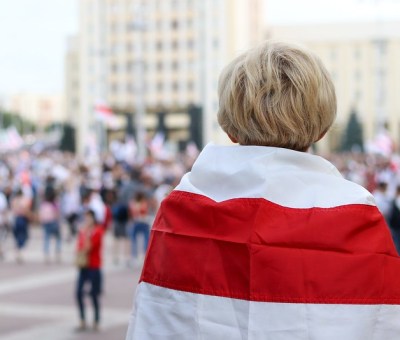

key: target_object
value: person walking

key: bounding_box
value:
[39,188,61,263]
[128,191,150,265]
[75,210,104,332]
[62,179,81,241]
[11,189,31,263]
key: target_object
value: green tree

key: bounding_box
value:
[0,111,36,134]
[46,122,76,153]
[340,109,364,152]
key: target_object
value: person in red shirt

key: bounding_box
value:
[75,210,104,331]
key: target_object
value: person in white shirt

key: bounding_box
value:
[0,191,9,260]
[373,181,392,221]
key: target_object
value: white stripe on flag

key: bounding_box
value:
[176,144,375,208]
[127,283,400,340]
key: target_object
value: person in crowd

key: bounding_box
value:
[62,178,81,241]
[39,187,61,263]
[0,188,9,260]
[111,197,130,265]
[373,181,392,222]
[388,185,400,255]
[11,188,32,264]
[126,41,400,339]
[153,178,175,209]
[128,191,150,265]
[87,185,106,227]
[75,209,104,332]
[102,189,114,231]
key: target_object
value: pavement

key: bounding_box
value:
[0,226,141,340]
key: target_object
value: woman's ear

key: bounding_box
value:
[228,134,238,143]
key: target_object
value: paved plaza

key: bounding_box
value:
[0,227,141,340]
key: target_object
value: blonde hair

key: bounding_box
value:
[217,41,336,151]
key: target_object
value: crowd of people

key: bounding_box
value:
[0,140,199,265]
[326,151,400,253]
[1,145,400,264]
[1,141,400,330]
[0,139,199,331]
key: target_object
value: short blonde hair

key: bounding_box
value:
[217,41,336,151]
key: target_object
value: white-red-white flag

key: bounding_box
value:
[148,132,165,157]
[126,144,400,339]
[94,102,119,129]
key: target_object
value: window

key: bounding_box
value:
[330,48,337,61]
[354,70,362,82]
[354,47,361,60]
[331,71,338,83]
[156,41,163,50]
[110,22,117,33]
[157,82,163,91]
[213,38,219,49]
[171,20,179,30]
[111,83,119,94]
[172,61,179,70]
[126,61,133,72]
[375,40,387,56]
[111,4,120,13]
[172,40,179,50]
[355,90,362,101]
[171,0,178,9]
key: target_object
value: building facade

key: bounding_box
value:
[65,36,81,128]
[270,21,400,151]
[6,93,65,131]
[76,0,265,155]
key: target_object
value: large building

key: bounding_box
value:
[5,93,65,130]
[270,21,400,151]
[76,0,265,155]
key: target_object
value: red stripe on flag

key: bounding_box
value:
[141,191,400,304]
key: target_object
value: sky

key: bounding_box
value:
[266,0,400,25]
[0,0,78,96]
[1,0,400,97]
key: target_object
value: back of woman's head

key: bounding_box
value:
[217,40,337,151]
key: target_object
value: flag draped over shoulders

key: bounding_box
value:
[126,144,400,340]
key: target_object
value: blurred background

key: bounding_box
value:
[1,0,400,339]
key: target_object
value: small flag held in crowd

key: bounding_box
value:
[94,102,120,129]
[0,126,24,152]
